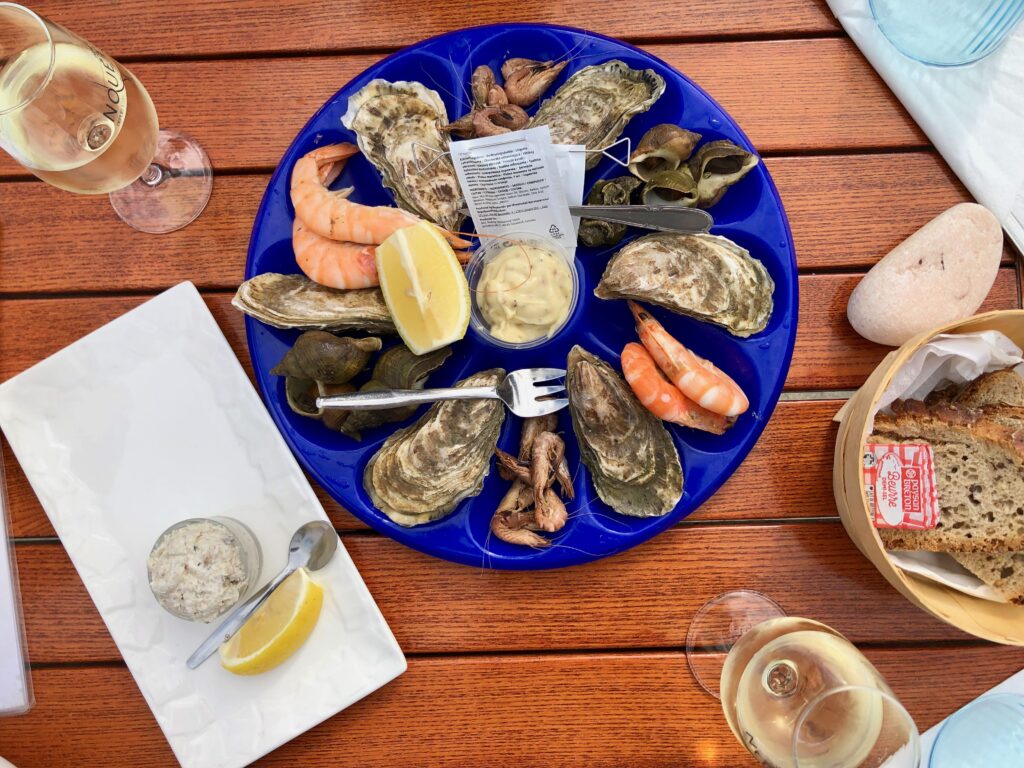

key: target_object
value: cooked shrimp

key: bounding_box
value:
[629,301,749,418]
[491,482,549,548]
[293,219,378,289]
[621,343,730,434]
[293,219,472,290]
[290,143,474,251]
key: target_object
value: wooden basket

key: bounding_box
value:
[833,309,1024,645]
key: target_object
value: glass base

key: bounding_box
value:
[685,590,786,699]
[109,129,212,234]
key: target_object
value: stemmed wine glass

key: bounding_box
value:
[687,590,921,767]
[0,3,211,233]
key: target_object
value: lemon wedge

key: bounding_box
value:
[219,567,323,675]
[376,220,470,355]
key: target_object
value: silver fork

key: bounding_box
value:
[315,368,567,418]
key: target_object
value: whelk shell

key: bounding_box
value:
[270,332,381,384]
[566,346,682,518]
[578,175,642,248]
[594,233,774,337]
[340,344,452,440]
[233,273,395,334]
[688,139,759,208]
[628,124,701,182]
[640,167,698,207]
[530,60,666,169]
[341,79,464,232]
[364,368,506,526]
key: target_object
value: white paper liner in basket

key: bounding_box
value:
[862,331,1024,603]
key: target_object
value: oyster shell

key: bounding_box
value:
[364,368,506,526]
[628,124,701,181]
[530,61,666,169]
[688,139,759,208]
[270,332,381,383]
[233,273,395,334]
[594,233,774,337]
[566,346,682,517]
[340,344,452,440]
[578,175,642,248]
[341,79,464,231]
[641,168,698,207]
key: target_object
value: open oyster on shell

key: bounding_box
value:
[628,124,701,182]
[594,233,774,337]
[364,368,506,527]
[341,79,464,232]
[233,273,395,334]
[567,346,682,518]
[688,139,759,208]
[530,60,665,169]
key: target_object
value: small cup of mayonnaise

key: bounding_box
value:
[465,232,579,349]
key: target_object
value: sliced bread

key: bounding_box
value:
[951,551,1024,604]
[870,401,1024,552]
[954,368,1024,408]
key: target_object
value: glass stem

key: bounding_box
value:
[764,659,799,698]
[138,162,165,188]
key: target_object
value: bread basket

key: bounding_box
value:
[834,309,1024,645]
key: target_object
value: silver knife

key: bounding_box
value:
[458,204,712,234]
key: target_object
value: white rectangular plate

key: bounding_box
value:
[0,283,406,767]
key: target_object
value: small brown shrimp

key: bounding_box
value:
[495,448,531,484]
[518,414,559,461]
[534,488,567,533]
[501,58,568,107]
[491,511,549,548]
[531,431,564,503]
[629,301,749,418]
[491,482,549,548]
[621,342,730,434]
[472,105,529,137]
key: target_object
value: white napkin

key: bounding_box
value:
[0,451,31,716]
[827,0,1024,253]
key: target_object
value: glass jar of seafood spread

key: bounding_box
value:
[147,516,262,623]
[465,232,579,349]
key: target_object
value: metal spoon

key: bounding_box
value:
[187,520,338,669]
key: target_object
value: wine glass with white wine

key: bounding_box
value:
[0,3,211,233]
[687,591,920,767]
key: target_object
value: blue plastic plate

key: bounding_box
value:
[244,23,798,570]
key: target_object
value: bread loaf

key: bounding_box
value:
[952,551,1024,604]
[871,401,1024,552]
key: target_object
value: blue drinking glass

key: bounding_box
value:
[928,693,1024,767]
[871,0,1024,66]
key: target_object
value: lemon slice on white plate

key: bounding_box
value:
[219,567,324,675]
[376,220,470,355]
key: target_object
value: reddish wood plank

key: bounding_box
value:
[0,36,920,180]
[2,646,1021,768]
[0,153,972,294]
[16,523,971,663]
[788,268,1020,390]
[35,0,839,59]
[768,153,1021,269]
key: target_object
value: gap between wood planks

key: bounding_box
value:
[108,30,850,66]
[23,636,999,672]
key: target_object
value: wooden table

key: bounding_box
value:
[2,2,1023,765]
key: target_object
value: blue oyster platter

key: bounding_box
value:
[243,23,798,569]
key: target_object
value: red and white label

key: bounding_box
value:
[863,443,939,530]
